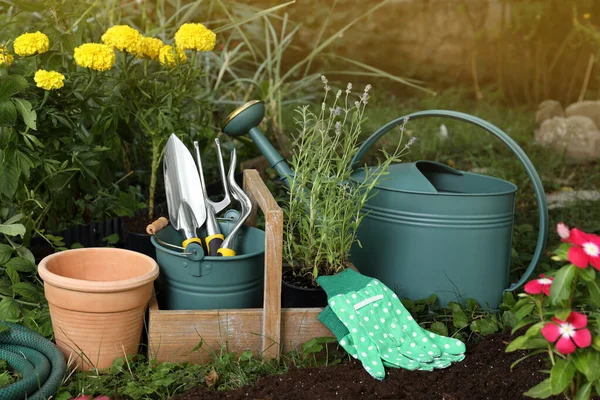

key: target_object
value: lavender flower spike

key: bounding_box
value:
[335,121,341,132]
[346,83,353,94]
[405,136,417,148]
[364,84,372,93]
[333,106,341,116]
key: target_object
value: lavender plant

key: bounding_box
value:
[283,76,413,284]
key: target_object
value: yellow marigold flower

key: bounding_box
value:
[13,31,50,56]
[34,70,65,90]
[584,13,591,20]
[159,45,187,67]
[74,43,116,71]
[136,37,164,60]
[0,46,14,66]
[174,23,216,52]
[101,25,142,54]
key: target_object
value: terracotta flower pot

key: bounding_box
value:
[38,248,159,370]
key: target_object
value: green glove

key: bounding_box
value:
[317,269,466,380]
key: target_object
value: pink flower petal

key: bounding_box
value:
[555,335,577,354]
[541,322,561,342]
[568,311,588,329]
[541,284,551,296]
[590,256,600,271]
[569,229,590,246]
[557,223,570,240]
[569,246,589,268]
[572,328,592,349]
[524,280,543,294]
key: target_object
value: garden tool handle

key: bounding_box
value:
[146,217,169,235]
[351,110,549,293]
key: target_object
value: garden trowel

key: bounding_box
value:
[163,133,206,250]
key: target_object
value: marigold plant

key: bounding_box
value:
[33,70,65,90]
[13,31,49,56]
[174,23,216,51]
[73,43,116,71]
[507,223,600,400]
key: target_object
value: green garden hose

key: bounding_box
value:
[0,322,66,400]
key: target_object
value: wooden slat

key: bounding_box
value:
[148,299,332,363]
[243,170,283,359]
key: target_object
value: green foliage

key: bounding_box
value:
[0,360,20,389]
[506,229,600,399]
[400,295,504,343]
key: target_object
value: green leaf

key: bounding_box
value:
[239,350,253,362]
[0,324,9,333]
[502,291,516,307]
[0,157,20,200]
[466,298,480,311]
[15,247,34,266]
[0,298,20,321]
[583,351,600,381]
[525,321,546,337]
[552,242,571,261]
[12,99,36,130]
[550,358,576,395]
[580,267,596,282]
[0,75,28,100]
[523,378,553,398]
[515,303,536,322]
[5,265,19,285]
[470,317,499,335]
[0,223,25,238]
[506,335,548,352]
[5,257,35,273]
[452,308,469,329]
[550,264,576,305]
[588,279,600,308]
[429,321,448,337]
[574,381,592,400]
[0,100,17,126]
[12,282,40,303]
[102,233,120,245]
[555,306,572,321]
[0,245,12,265]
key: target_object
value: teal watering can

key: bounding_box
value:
[222,102,548,310]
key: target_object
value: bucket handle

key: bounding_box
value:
[350,109,549,294]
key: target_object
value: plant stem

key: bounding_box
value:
[0,293,40,308]
[148,140,160,222]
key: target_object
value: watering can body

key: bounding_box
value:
[222,104,548,310]
[349,161,518,309]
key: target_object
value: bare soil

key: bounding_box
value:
[174,333,565,400]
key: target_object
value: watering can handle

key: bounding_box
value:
[350,110,549,294]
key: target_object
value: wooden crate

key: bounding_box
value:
[148,169,332,364]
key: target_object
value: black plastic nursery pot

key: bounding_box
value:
[281,270,328,308]
[58,217,124,249]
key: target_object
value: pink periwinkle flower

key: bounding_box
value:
[524,274,553,296]
[541,311,592,355]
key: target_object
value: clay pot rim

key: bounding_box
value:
[38,247,159,293]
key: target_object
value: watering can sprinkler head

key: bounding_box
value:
[221,100,294,187]
[222,100,265,137]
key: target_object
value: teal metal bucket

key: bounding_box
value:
[151,221,265,310]
[349,110,549,310]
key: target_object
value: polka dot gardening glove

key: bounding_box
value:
[317,269,466,380]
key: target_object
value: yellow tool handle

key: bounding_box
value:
[182,237,203,248]
[217,247,236,257]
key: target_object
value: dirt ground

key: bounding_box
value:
[174,333,565,400]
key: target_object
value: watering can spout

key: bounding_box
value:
[222,100,294,187]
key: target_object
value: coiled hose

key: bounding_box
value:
[0,322,66,399]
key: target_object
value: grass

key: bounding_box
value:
[57,338,345,399]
